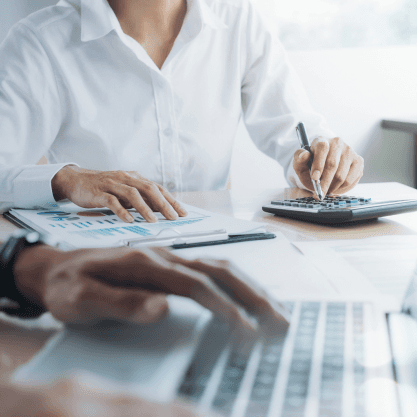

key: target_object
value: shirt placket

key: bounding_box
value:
[151,71,182,192]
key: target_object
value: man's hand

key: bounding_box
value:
[14,245,290,331]
[1,376,204,417]
[51,166,187,223]
[293,137,364,198]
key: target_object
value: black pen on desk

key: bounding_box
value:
[295,122,324,201]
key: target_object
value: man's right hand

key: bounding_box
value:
[14,245,290,331]
[51,165,187,223]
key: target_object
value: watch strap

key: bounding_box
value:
[0,230,49,318]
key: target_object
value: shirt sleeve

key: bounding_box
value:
[240,2,335,188]
[0,22,76,213]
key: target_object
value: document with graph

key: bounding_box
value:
[6,202,267,249]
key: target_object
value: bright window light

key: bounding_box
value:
[255,0,417,50]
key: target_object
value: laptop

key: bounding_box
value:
[13,279,417,417]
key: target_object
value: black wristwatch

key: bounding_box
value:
[0,230,55,318]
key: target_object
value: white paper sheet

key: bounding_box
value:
[175,232,379,299]
[294,236,417,311]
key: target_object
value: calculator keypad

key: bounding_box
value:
[271,196,372,210]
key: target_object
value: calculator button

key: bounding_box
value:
[271,201,284,205]
[284,202,292,206]
[291,202,300,207]
[299,203,307,207]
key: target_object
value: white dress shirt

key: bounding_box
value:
[0,0,333,212]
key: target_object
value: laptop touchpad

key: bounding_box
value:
[13,296,211,403]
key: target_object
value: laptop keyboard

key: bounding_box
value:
[178,301,366,417]
[282,302,320,416]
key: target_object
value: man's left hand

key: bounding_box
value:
[292,137,364,198]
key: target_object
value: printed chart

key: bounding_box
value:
[10,203,258,249]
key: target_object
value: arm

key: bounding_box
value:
[0,22,75,213]
[0,22,186,221]
[240,3,363,197]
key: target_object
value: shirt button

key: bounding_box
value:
[167,182,175,191]
[163,128,173,137]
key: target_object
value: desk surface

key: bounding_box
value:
[1,182,417,380]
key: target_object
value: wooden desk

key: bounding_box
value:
[1,182,417,380]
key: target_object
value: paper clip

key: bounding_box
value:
[122,228,229,248]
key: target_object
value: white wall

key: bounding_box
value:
[0,0,56,43]
[231,46,417,189]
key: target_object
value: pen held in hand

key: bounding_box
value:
[295,122,324,200]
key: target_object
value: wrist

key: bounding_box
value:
[51,165,77,201]
[13,245,65,308]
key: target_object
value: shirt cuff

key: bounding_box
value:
[13,163,79,209]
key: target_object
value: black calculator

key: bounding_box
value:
[262,195,417,224]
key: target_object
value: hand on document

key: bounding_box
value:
[14,245,290,332]
[51,165,187,223]
[0,375,207,417]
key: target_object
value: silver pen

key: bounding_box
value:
[295,122,324,200]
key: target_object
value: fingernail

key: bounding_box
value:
[125,213,134,223]
[169,210,178,220]
[151,214,158,222]
[179,207,188,217]
[299,150,310,159]
[311,170,321,181]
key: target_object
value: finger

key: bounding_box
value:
[87,249,259,332]
[316,138,344,196]
[124,178,179,221]
[332,156,364,195]
[157,185,188,217]
[167,263,259,332]
[109,184,159,223]
[97,193,136,224]
[327,153,352,195]
[292,149,314,191]
[153,249,290,326]
[81,248,259,331]
[310,137,330,183]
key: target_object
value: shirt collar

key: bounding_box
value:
[80,0,119,42]
[78,0,227,43]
